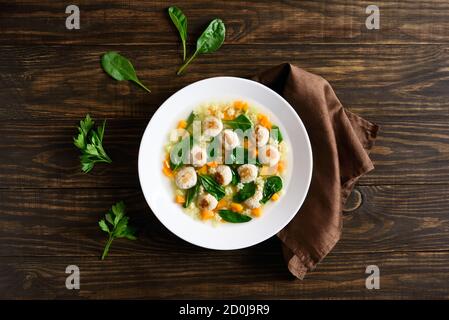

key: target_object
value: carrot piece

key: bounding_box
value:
[234,101,249,111]
[271,193,280,201]
[177,120,187,129]
[233,101,243,110]
[207,107,216,116]
[258,114,272,129]
[175,195,185,204]
[162,166,173,177]
[163,159,170,170]
[197,165,208,175]
[207,161,218,168]
[223,113,234,120]
[223,107,236,120]
[201,210,215,220]
[216,199,228,210]
[277,161,285,173]
[230,203,244,213]
[251,207,262,217]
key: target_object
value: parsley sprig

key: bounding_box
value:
[74,114,112,173]
[99,201,137,260]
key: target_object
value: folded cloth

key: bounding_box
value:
[253,64,379,279]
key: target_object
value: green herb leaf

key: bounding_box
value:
[168,6,188,61]
[199,174,226,200]
[74,114,112,173]
[99,201,137,260]
[218,210,252,223]
[177,19,225,75]
[261,176,283,204]
[233,182,256,203]
[122,226,137,240]
[105,213,114,225]
[73,132,86,150]
[97,120,106,141]
[101,51,151,93]
[224,114,253,131]
[111,201,125,224]
[80,114,94,137]
[271,125,283,143]
[184,182,200,208]
[80,155,95,173]
[98,219,110,233]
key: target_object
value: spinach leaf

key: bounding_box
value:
[184,182,199,208]
[233,182,256,203]
[230,166,239,185]
[261,176,283,204]
[199,174,225,200]
[224,114,253,131]
[177,19,225,75]
[101,51,151,93]
[218,210,252,223]
[271,125,283,143]
[168,6,188,61]
[186,111,195,128]
[169,158,183,171]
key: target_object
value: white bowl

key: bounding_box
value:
[138,77,312,250]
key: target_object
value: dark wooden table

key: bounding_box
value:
[1,0,448,299]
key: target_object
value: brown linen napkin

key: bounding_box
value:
[253,64,379,279]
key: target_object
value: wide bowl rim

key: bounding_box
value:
[138,76,313,250]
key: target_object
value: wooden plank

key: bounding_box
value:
[363,121,449,185]
[1,1,449,45]
[1,251,448,299]
[1,185,449,257]
[0,44,448,122]
[1,0,447,300]
[0,120,143,188]
[0,119,448,187]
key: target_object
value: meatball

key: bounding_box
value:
[190,145,207,167]
[198,193,218,210]
[237,164,258,183]
[222,129,240,150]
[258,145,280,167]
[203,116,223,138]
[253,125,269,147]
[215,165,232,186]
[244,190,263,209]
[175,166,197,189]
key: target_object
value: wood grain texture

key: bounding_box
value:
[1,0,449,45]
[0,120,448,187]
[0,45,448,122]
[1,252,449,299]
[0,120,143,188]
[0,186,448,257]
[1,0,449,300]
